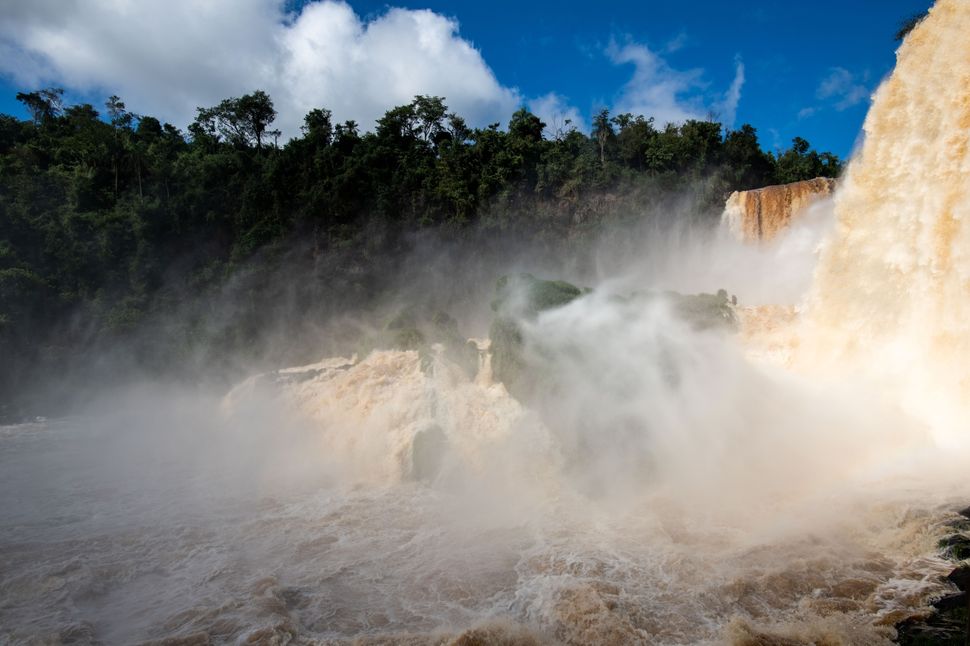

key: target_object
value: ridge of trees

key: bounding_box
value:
[0,88,842,417]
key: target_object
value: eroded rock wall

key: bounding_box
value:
[724,177,836,242]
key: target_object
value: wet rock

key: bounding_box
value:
[896,613,967,646]
[409,425,449,482]
[948,565,970,592]
[895,518,970,645]
[940,534,970,561]
[933,593,968,612]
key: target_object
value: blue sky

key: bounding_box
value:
[0,0,932,158]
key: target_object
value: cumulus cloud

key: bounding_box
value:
[277,2,520,135]
[0,0,521,138]
[527,92,587,138]
[0,1,751,140]
[607,38,744,128]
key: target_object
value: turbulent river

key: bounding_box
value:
[3,1,970,644]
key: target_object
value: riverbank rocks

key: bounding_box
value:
[896,510,970,645]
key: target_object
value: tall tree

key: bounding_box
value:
[192,90,278,150]
[591,108,614,165]
[15,88,64,124]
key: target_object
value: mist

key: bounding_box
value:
[3,178,967,645]
[5,2,970,641]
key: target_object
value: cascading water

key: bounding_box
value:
[800,0,970,444]
[2,3,970,645]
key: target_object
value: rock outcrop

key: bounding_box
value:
[488,273,738,401]
[489,274,591,400]
[723,177,836,242]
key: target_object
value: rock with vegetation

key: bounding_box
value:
[489,273,590,400]
[488,274,737,401]
[665,289,739,331]
[940,534,970,561]
[361,306,479,379]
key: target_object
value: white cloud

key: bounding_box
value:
[0,2,752,140]
[663,32,689,54]
[277,3,520,136]
[815,67,870,111]
[714,58,745,128]
[797,66,870,121]
[527,92,587,138]
[0,0,521,138]
[607,39,705,126]
[606,38,744,128]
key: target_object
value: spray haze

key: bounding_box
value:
[4,1,970,644]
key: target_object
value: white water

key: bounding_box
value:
[800,0,970,451]
[3,2,970,644]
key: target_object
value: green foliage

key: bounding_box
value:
[0,89,842,417]
[191,90,279,150]
[774,136,842,185]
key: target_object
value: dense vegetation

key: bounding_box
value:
[0,89,841,418]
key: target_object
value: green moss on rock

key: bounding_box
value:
[666,288,739,331]
[489,274,589,399]
[487,274,739,401]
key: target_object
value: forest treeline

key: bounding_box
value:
[0,89,841,417]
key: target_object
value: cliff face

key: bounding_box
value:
[723,177,836,242]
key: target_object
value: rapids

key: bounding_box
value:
[3,1,970,644]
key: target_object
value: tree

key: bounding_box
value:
[302,108,333,145]
[412,96,447,145]
[236,91,278,150]
[192,90,278,150]
[722,124,774,189]
[592,108,614,165]
[613,114,656,170]
[16,88,64,124]
[105,95,134,129]
[774,136,841,184]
